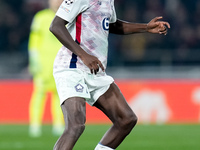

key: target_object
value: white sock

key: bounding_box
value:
[94,143,115,150]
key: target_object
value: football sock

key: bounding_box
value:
[94,143,115,150]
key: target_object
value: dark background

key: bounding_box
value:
[0,0,200,79]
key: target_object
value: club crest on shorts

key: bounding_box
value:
[65,0,74,5]
[75,83,84,93]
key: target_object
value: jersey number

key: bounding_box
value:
[102,18,109,31]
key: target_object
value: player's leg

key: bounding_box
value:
[94,82,137,149]
[29,80,47,137]
[53,97,86,150]
[51,91,64,136]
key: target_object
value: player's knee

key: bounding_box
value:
[70,123,85,135]
[60,123,85,141]
[120,111,137,130]
[129,112,138,127]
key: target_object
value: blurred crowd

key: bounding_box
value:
[0,0,200,67]
[0,0,46,54]
[110,0,200,66]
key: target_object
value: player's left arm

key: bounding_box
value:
[109,16,170,35]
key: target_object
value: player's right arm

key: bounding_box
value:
[49,16,104,74]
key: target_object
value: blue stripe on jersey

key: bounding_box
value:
[69,53,77,68]
[69,40,79,68]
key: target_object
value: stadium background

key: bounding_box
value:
[0,0,200,150]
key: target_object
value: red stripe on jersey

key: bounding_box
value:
[76,13,82,44]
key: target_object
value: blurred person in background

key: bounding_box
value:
[28,0,64,137]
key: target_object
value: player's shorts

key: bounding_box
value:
[53,68,114,106]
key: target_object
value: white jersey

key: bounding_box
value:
[53,0,117,75]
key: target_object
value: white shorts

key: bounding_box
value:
[53,69,114,106]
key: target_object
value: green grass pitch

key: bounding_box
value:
[0,124,200,150]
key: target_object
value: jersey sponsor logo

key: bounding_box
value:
[75,83,84,93]
[65,0,74,5]
[60,5,70,13]
[102,18,109,31]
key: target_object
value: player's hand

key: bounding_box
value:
[80,53,105,74]
[147,16,170,35]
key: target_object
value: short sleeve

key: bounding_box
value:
[110,0,117,23]
[56,0,89,23]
